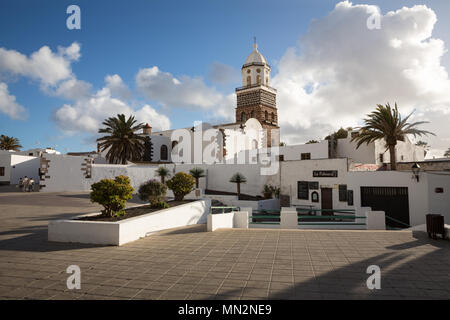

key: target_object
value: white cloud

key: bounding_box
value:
[53,81,170,135]
[272,1,450,155]
[0,42,80,86]
[54,78,92,100]
[207,62,240,85]
[105,74,131,100]
[0,82,28,120]
[136,66,234,114]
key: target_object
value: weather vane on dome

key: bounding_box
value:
[253,36,257,50]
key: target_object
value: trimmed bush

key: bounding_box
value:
[138,179,168,208]
[166,172,195,201]
[90,175,134,217]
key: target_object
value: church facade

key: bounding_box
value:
[145,42,280,163]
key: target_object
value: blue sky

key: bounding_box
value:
[1,0,450,154]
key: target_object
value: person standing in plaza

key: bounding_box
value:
[18,177,23,192]
[22,176,29,192]
[28,178,34,192]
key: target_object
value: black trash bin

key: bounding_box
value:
[426,214,445,240]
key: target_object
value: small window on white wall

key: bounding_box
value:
[247,76,251,86]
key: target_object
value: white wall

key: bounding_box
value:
[0,153,12,183]
[10,155,40,184]
[347,171,429,227]
[427,172,450,224]
[149,135,171,162]
[176,163,269,196]
[280,158,352,211]
[40,154,91,192]
[336,137,375,164]
[0,153,40,184]
[336,133,425,165]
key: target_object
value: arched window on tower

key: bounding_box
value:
[265,110,268,120]
[271,112,275,122]
[250,110,255,119]
[256,75,261,85]
[266,78,269,86]
[246,76,251,86]
[171,140,178,149]
[160,145,168,161]
[251,139,258,149]
[241,112,247,122]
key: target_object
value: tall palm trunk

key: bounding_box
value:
[237,183,241,197]
[389,144,397,170]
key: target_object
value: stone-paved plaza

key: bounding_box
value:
[0,191,449,300]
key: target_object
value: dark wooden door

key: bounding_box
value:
[321,188,333,214]
[361,187,409,229]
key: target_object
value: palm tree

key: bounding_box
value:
[97,114,146,164]
[230,172,247,198]
[351,103,434,170]
[156,166,170,184]
[0,135,22,151]
[189,167,205,188]
[444,148,450,158]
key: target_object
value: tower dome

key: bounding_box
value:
[245,43,267,65]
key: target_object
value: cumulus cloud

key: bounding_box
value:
[272,1,450,156]
[207,62,240,85]
[105,74,131,100]
[136,66,234,114]
[53,79,170,135]
[0,82,28,120]
[0,42,80,86]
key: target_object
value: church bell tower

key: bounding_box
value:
[235,40,279,147]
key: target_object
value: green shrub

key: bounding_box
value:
[138,179,168,207]
[166,172,195,201]
[90,175,134,217]
[150,199,170,209]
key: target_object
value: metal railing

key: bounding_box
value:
[385,215,411,229]
[210,206,240,214]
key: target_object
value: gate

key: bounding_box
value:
[360,186,410,228]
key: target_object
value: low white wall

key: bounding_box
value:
[48,199,211,245]
[366,210,386,230]
[207,212,233,232]
[119,199,210,244]
[207,210,249,231]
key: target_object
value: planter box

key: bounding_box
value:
[48,199,211,246]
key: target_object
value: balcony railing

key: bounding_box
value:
[235,83,277,92]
